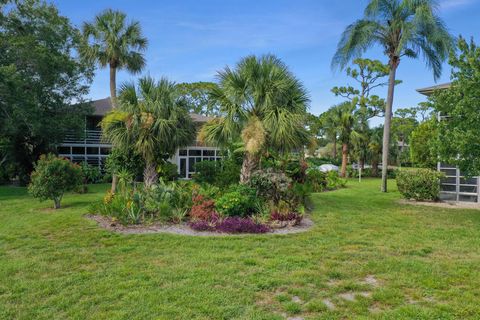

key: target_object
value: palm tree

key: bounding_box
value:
[199,55,310,183]
[336,102,357,177]
[101,77,196,188]
[319,108,341,159]
[81,9,148,108]
[332,0,453,192]
[81,9,147,192]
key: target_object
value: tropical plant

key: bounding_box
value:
[81,9,148,193]
[28,154,83,209]
[199,55,310,183]
[410,118,438,169]
[333,0,454,192]
[101,77,196,187]
[81,9,147,108]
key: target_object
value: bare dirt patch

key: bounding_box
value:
[86,214,314,236]
[398,199,480,210]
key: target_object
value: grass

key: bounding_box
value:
[1,179,479,319]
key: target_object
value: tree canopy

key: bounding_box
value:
[432,37,480,175]
[0,0,93,183]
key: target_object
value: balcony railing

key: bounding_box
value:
[63,130,108,145]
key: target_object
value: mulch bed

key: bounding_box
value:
[86,214,314,236]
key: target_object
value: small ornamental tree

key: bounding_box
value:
[28,154,83,209]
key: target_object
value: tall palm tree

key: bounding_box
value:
[332,0,453,192]
[199,55,310,183]
[81,9,148,108]
[101,77,196,188]
[81,9,147,192]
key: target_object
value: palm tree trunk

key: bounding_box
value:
[143,161,158,188]
[381,60,399,192]
[240,152,259,184]
[332,136,337,159]
[109,64,118,193]
[372,158,379,177]
[109,65,117,108]
[341,143,348,177]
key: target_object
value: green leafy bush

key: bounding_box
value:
[105,147,144,180]
[193,160,217,184]
[249,168,292,205]
[215,184,257,217]
[28,154,83,209]
[158,161,178,181]
[80,162,102,184]
[305,169,327,192]
[396,168,444,201]
[326,171,347,190]
[193,159,240,187]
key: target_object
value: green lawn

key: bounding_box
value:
[1,180,479,319]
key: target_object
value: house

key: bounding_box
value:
[417,83,480,203]
[57,98,221,179]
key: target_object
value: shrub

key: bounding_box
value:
[215,184,257,217]
[396,168,444,201]
[193,159,241,187]
[158,161,178,181]
[105,147,144,181]
[325,171,347,190]
[306,168,327,192]
[249,168,292,205]
[285,158,308,183]
[28,154,83,209]
[190,194,218,221]
[80,162,103,184]
[193,160,217,184]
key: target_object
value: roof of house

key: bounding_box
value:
[416,82,451,96]
[90,97,214,122]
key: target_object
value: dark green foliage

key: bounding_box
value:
[80,162,103,184]
[306,157,340,167]
[158,161,178,181]
[285,158,308,183]
[396,168,444,201]
[28,154,83,208]
[105,147,144,181]
[0,0,94,184]
[305,169,327,192]
[215,184,257,217]
[193,159,240,187]
[193,161,217,184]
[432,37,480,176]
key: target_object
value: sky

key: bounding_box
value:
[53,0,480,121]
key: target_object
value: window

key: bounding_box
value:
[72,147,85,155]
[58,146,70,154]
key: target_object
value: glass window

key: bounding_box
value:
[188,158,196,172]
[203,150,215,156]
[189,149,201,156]
[179,149,187,156]
[180,158,186,178]
[58,146,70,154]
[100,147,111,155]
[72,147,85,155]
[87,147,99,155]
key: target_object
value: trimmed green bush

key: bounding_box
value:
[215,184,257,217]
[28,154,83,209]
[396,168,444,201]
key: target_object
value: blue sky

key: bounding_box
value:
[54,0,480,120]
